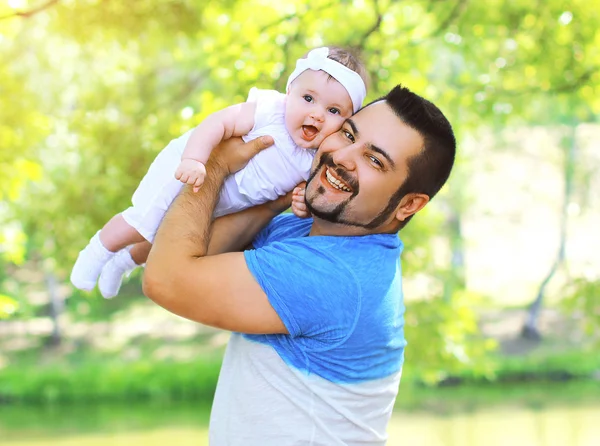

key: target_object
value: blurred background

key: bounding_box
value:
[1,0,599,445]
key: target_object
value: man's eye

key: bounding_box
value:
[328,107,340,115]
[369,155,383,168]
[303,95,313,103]
[342,130,355,143]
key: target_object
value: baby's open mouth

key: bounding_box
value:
[302,125,319,141]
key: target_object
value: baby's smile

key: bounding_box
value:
[301,125,319,142]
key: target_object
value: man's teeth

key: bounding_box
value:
[326,168,351,192]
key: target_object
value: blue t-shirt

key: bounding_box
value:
[243,214,407,384]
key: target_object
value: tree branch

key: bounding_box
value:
[408,0,469,46]
[0,0,61,21]
[275,30,304,92]
[354,0,383,51]
[259,1,337,32]
[431,0,469,38]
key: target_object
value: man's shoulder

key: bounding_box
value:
[255,215,403,254]
[253,214,313,248]
[251,217,403,286]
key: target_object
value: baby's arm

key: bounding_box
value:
[175,102,257,191]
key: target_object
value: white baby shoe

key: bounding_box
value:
[98,247,139,299]
[70,231,115,291]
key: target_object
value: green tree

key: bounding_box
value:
[1,0,598,377]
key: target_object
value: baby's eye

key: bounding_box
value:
[342,129,355,143]
[328,107,340,115]
[303,95,314,103]
[368,155,383,168]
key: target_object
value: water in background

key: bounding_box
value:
[1,397,599,446]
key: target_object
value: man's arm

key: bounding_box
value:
[143,136,289,334]
[207,190,292,255]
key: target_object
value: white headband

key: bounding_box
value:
[286,47,366,113]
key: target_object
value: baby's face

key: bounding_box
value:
[285,70,354,150]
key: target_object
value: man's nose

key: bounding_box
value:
[331,145,357,171]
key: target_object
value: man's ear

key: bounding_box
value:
[395,193,430,222]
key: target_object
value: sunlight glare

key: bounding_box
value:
[180,107,194,120]
[559,11,573,25]
[8,0,27,9]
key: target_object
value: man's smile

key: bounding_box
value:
[325,167,352,192]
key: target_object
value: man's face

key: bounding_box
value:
[305,101,425,230]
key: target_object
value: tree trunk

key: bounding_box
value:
[522,124,577,339]
[45,270,63,346]
[444,207,466,302]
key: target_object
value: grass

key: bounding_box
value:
[1,344,600,405]
[0,351,223,404]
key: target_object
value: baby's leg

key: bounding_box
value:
[74,132,187,293]
[98,241,151,299]
[70,214,145,291]
[99,214,146,252]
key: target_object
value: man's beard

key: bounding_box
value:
[304,152,357,224]
[305,152,402,230]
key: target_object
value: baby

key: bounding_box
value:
[70,47,368,298]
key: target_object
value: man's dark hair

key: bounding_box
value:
[367,85,456,229]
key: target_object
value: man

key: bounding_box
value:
[143,85,456,445]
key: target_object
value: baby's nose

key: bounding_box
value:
[310,107,325,121]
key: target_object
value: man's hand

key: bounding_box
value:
[175,158,207,193]
[211,135,274,175]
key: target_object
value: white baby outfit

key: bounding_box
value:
[122,88,315,243]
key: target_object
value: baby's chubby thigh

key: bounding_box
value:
[133,135,188,207]
[125,131,192,241]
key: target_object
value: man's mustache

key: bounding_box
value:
[316,153,360,194]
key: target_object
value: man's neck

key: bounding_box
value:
[308,215,396,237]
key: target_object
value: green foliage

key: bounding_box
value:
[561,277,600,345]
[1,0,597,269]
[0,293,19,319]
[1,0,599,385]
[492,348,600,381]
[404,290,498,385]
[0,352,222,404]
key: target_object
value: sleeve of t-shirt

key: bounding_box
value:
[251,214,312,251]
[250,213,280,250]
[244,238,361,346]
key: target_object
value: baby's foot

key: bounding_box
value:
[98,247,139,299]
[70,231,115,291]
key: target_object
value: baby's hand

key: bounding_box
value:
[175,158,207,193]
[291,185,311,219]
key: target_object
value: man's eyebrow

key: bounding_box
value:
[345,118,395,168]
[346,118,359,136]
[367,143,396,169]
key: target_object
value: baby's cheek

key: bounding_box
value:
[325,117,347,136]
